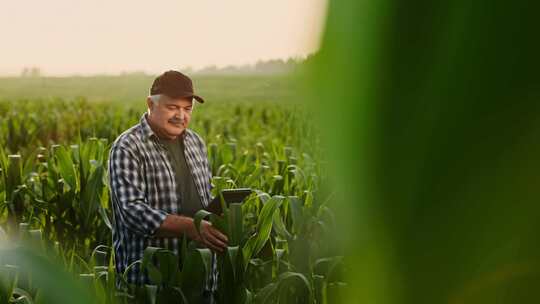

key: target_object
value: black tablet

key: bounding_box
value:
[206,188,253,214]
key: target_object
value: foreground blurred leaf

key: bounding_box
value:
[0,245,95,304]
[311,0,540,303]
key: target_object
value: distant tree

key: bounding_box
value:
[20,66,41,77]
[193,55,314,75]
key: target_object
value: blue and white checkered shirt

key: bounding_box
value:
[108,112,217,289]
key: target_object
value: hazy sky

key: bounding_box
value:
[0,0,327,76]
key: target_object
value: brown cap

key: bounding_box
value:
[150,70,205,103]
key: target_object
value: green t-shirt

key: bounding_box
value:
[160,135,204,217]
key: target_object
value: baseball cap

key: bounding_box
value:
[150,70,205,103]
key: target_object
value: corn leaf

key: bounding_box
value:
[242,195,283,267]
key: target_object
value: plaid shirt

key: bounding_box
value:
[108,112,217,289]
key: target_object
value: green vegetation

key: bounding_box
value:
[0,74,344,303]
[311,0,540,303]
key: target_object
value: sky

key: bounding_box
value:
[0,0,327,76]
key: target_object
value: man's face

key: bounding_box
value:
[147,95,194,139]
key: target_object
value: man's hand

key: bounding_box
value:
[187,219,228,253]
[155,214,228,252]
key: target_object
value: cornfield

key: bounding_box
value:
[0,93,345,303]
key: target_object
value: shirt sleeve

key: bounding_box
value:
[108,144,168,237]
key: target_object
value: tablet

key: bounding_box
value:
[206,188,253,214]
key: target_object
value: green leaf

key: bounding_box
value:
[141,247,179,286]
[217,246,237,303]
[313,256,344,283]
[193,209,212,235]
[80,162,104,228]
[276,271,313,303]
[54,146,77,191]
[272,208,292,241]
[254,283,278,304]
[242,195,283,267]
[181,244,212,302]
[228,203,244,246]
[97,205,112,231]
[217,246,251,304]
[288,196,304,234]
[145,285,157,304]
[0,265,18,304]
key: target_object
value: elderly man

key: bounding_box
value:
[108,70,227,301]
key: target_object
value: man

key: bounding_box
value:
[108,70,228,300]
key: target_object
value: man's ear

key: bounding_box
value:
[146,97,154,113]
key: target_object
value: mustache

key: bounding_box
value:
[168,117,185,125]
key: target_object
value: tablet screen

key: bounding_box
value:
[206,188,253,214]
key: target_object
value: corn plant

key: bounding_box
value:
[0,96,336,303]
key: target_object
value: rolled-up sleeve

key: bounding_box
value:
[108,144,168,237]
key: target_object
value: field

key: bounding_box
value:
[0,74,345,303]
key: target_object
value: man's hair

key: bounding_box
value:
[149,94,162,104]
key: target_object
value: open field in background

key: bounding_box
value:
[0,74,344,303]
[0,74,302,104]
[0,74,310,156]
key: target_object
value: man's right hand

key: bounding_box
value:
[155,214,229,253]
[187,218,228,253]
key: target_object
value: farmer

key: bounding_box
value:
[107,70,227,302]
